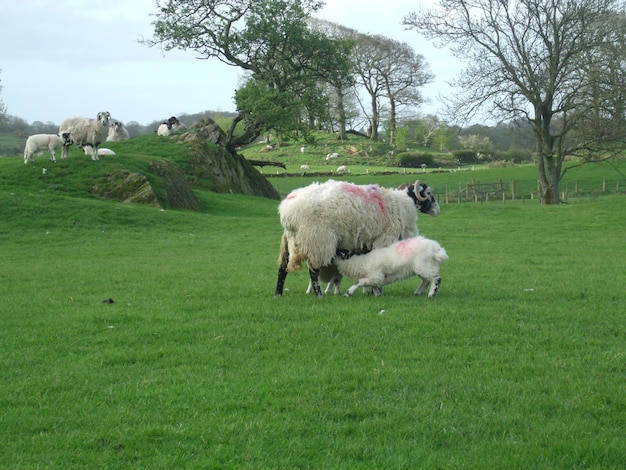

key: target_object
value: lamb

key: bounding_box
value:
[59,111,111,161]
[83,146,115,156]
[157,116,187,136]
[335,236,448,298]
[23,132,71,164]
[336,165,349,173]
[106,120,130,141]
[274,179,440,297]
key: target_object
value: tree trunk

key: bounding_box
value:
[369,94,379,140]
[388,97,397,145]
[335,85,347,141]
[534,111,560,204]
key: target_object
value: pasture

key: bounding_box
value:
[0,145,624,468]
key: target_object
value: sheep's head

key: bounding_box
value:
[113,121,123,130]
[401,180,441,216]
[97,111,111,127]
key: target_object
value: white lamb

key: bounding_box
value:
[23,132,71,164]
[335,236,448,298]
[106,120,130,141]
[59,111,111,160]
[336,165,349,173]
[275,179,440,297]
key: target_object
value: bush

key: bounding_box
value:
[453,150,478,164]
[502,148,534,163]
[397,152,435,168]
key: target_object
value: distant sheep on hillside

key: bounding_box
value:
[157,116,187,136]
[23,133,71,164]
[107,120,130,141]
[59,111,111,160]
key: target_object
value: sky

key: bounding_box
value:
[0,0,459,126]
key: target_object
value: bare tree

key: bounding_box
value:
[378,39,434,145]
[404,0,626,204]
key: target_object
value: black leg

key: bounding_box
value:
[308,266,322,297]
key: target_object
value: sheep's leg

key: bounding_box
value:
[91,144,99,161]
[308,266,323,297]
[345,279,378,297]
[414,276,430,296]
[275,261,289,297]
[427,276,442,298]
[49,148,57,163]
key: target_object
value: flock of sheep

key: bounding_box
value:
[23,112,186,164]
[22,114,448,299]
[274,179,447,299]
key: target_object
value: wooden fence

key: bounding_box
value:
[440,179,623,203]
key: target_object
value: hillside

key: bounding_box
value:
[0,127,280,209]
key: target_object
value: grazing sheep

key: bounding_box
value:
[300,164,310,170]
[106,120,130,141]
[335,236,448,298]
[326,152,339,160]
[275,179,440,297]
[157,116,187,136]
[336,165,349,173]
[23,132,71,164]
[59,111,111,160]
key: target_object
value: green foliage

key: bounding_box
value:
[0,152,624,467]
[454,149,478,164]
[397,152,435,168]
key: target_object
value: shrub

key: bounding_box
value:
[453,150,478,164]
[397,152,435,168]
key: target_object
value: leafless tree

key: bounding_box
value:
[404,0,626,204]
[0,71,7,127]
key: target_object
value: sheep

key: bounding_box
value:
[106,120,130,141]
[299,164,310,170]
[335,236,448,298]
[23,132,71,164]
[83,146,115,156]
[326,152,339,160]
[59,111,111,161]
[336,165,349,173]
[274,179,440,297]
[157,116,187,136]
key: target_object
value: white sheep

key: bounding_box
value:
[326,152,339,160]
[335,236,448,298]
[157,116,187,136]
[299,164,310,170]
[59,111,111,161]
[83,146,115,156]
[106,120,130,141]
[23,132,71,164]
[336,165,348,173]
[275,179,440,297]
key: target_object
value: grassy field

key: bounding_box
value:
[0,138,624,468]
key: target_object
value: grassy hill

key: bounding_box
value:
[1,133,625,468]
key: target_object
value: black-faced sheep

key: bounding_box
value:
[23,132,71,164]
[157,116,187,136]
[106,120,130,141]
[59,111,111,160]
[335,236,448,298]
[274,179,440,297]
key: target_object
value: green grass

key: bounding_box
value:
[0,142,624,468]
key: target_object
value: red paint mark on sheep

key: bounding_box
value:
[395,238,422,257]
[343,183,386,214]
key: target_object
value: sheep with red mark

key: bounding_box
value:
[274,179,440,297]
[335,236,448,298]
[23,132,71,164]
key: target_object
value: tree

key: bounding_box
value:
[378,39,433,145]
[0,70,7,127]
[142,0,351,149]
[404,0,626,204]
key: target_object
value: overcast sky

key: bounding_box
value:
[0,0,459,126]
